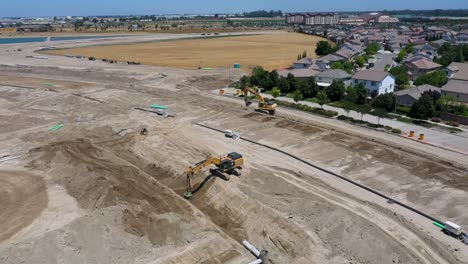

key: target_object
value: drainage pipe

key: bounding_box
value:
[242,240,260,257]
[195,123,446,225]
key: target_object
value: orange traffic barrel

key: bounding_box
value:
[409,131,415,137]
[419,134,425,141]
[219,89,225,95]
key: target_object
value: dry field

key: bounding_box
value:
[42,33,327,70]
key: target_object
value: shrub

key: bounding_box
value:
[412,120,436,128]
[431,117,441,123]
[384,126,393,131]
[396,105,411,115]
[337,115,349,120]
[275,101,338,118]
[446,121,460,127]
[391,128,402,134]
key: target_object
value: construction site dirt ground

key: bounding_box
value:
[1,34,468,264]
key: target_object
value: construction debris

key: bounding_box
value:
[134,107,173,118]
[150,104,168,110]
[242,240,269,264]
[48,123,64,131]
[225,130,241,140]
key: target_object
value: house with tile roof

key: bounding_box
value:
[405,59,442,81]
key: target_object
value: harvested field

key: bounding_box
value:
[1,34,467,264]
[42,33,327,70]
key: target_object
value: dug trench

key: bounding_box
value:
[83,127,455,263]
[18,135,319,263]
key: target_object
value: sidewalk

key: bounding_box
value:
[219,87,468,155]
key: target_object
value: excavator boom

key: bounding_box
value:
[241,87,277,115]
[184,152,244,199]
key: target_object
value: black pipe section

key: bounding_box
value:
[194,123,446,225]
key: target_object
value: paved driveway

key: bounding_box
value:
[372,53,396,71]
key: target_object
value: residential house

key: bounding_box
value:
[442,62,468,103]
[442,80,468,103]
[319,53,345,64]
[279,58,321,79]
[412,44,437,56]
[394,84,441,106]
[405,59,442,81]
[278,68,319,79]
[405,52,435,63]
[409,38,426,45]
[352,70,395,95]
[293,58,314,69]
[315,69,352,87]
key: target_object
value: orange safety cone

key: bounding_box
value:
[219,89,225,95]
[419,134,425,141]
[409,131,415,138]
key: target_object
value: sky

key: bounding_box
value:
[1,0,468,17]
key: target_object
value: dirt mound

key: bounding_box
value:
[19,139,249,264]
[0,170,47,242]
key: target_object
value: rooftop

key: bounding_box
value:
[395,84,441,100]
[443,79,468,94]
[294,57,314,65]
[279,68,319,78]
[315,69,351,79]
[352,70,391,82]
[408,59,442,70]
[448,62,468,81]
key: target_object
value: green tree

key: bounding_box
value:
[372,93,396,112]
[355,83,368,105]
[366,42,380,55]
[395,49,407,63]
[455,46,465,63]
[331,61,353,74]
[355,55,367,67]
[356,104,372,121]
[302,50,307,59]
[325,80,346,102]
[306,76,319,98]
[409,94,435,119]
[342,100,356,117]
[278,78,291,94]
[240,75,250,89]
[436,94,455,113]
[286,73,297,92]
[463,44,468,61]
[315,41,336,56]
[291,90,303,103]
[414,70,448,87]
[271,87,281,98]
[269,70,279,88]
[389,65,410,88]
[372,108,388,125]
[316,90,329,109]
[345,85,358,104]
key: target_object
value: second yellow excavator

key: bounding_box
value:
[241,87,277,115]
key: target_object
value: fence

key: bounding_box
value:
[441,112,468,126]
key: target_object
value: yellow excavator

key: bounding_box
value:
[184,152,244,199]
[241,87,277,115]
